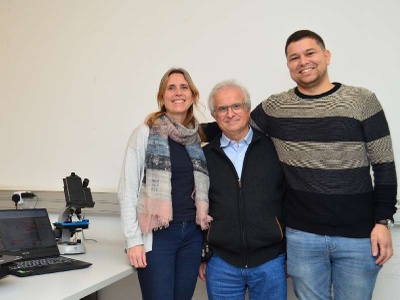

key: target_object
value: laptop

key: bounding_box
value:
[0,208,92,277]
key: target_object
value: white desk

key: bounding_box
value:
[0,241,134,300]
[1,228,398,300]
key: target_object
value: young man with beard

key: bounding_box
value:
[250,29,397,300]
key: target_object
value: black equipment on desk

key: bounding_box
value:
[0,208,92,277]
[63,172,95,208]
[55,172,96,255]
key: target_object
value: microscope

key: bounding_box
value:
[53,172,95,255]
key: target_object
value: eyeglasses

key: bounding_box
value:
[214,103,248,116]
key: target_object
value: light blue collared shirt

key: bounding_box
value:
[220,127,253,179]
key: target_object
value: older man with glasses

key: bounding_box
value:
[198,80,287,300]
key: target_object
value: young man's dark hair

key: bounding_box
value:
[285,29,326,55]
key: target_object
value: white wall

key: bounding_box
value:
[1,0,399,192]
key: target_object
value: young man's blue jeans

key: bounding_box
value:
[206,253,287,300]
[286,227,382,300]
[137,221,202,300]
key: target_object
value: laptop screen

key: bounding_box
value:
[0,209,60,259]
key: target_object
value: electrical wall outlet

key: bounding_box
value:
[12,191,36,206]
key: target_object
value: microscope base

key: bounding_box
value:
[58,242,87,255]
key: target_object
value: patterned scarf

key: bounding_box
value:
[137,114,212,234]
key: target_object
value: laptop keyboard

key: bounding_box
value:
[9,256,74,270]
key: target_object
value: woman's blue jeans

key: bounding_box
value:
[206,253,287,300]
[137,221,202,300]
[286,227,382,300]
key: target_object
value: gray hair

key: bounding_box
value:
[208,79,251,113]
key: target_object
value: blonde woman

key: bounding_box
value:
[118,68,211,299]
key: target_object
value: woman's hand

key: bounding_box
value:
[127,245,147,268]
[198,262,207,281]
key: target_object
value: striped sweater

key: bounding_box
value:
[251,83,397,238]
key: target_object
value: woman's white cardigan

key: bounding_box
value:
[118,124,153,252]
